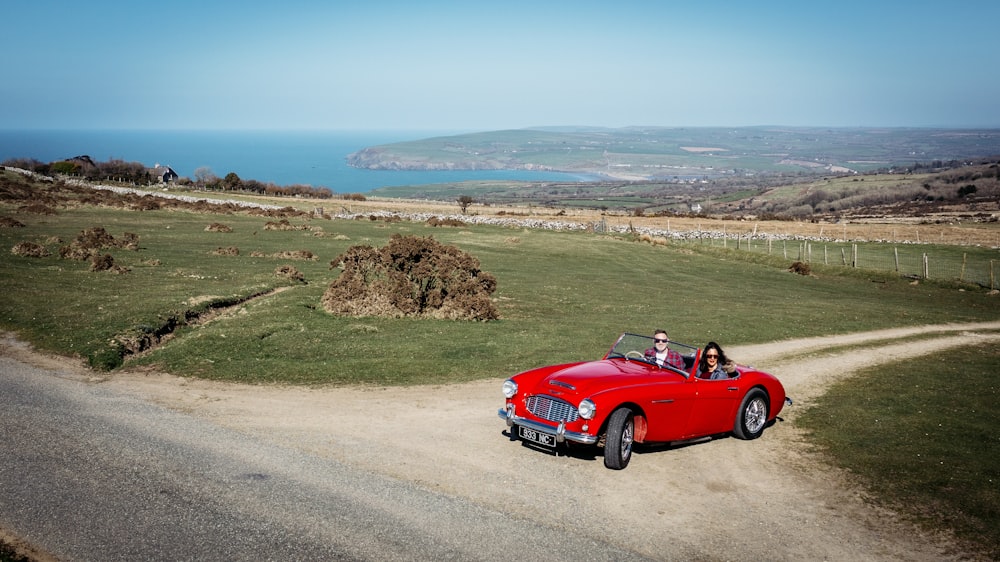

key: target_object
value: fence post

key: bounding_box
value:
[841,248,847,266]
[824,245,828,265]
[894,247,899,273]
[960,253,967,281]
[992,260,996,290]
[852,244,858,267]
[923,253,929,279]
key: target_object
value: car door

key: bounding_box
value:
[685,376,743,437]
[637,374,700,442]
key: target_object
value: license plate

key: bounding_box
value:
[519,426,556,447]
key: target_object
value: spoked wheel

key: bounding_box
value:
[733,388,769,440]
[604,407,635,470]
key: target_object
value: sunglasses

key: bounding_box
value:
[705,353,719,358]
[654,338,669,343]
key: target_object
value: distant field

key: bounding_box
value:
[348,126,1000,178]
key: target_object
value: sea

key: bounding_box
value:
[0,129,594,193]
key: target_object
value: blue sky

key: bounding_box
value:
[3,0,998,131]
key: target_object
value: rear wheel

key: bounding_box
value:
[733,388,769,440]
[604,407,634,470]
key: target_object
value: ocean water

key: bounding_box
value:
[0,129,592,193]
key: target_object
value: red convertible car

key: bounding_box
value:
[498,333,790,469]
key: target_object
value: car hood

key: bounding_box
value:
[534,358,680,399]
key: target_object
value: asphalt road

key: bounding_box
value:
[0,356,651,561]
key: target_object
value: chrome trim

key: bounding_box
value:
[549,379,576,391]
[497,408,598,445]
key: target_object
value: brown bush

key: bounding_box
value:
[789,261,812,275]
[0,216,25,228]
[264,219,307,231]
[273,250,316,261]
[323,234,499,321]
[11,241,49,257]
[90,253,114,271]
[73,226,117,250]
[275,264,305,282]
[426,217,467,227]
[205,222,233,232]
[212,246,240,256]
[60,245,96,260]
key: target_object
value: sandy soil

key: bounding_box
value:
[5,321,999,560]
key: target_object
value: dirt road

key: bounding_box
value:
[4,321,999,560]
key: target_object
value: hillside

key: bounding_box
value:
[347,126,1000,180]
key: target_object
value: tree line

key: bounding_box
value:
[2,156,341,200]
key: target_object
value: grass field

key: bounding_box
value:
[1,180,998,382]
[798,343,1000,560]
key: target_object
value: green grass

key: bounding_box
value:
[797,342,1000,560]
[2,194,998,382]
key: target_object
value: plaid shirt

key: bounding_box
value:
[645,348,685,370]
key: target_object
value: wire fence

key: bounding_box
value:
[679,234,999,289]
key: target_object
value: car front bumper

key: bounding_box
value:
[498,405,599,445]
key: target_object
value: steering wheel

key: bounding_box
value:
[624,350,644,360]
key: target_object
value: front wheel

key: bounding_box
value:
[604,407,635,470]
[733,388,769,440]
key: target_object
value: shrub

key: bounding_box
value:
[211,246,240,256]
[322,234,499,321]
[426,217,466,227]
[275,264,305,282]
[11,242,49,257]
[789,261,812,275]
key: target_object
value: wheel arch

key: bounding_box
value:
[597,401,648,443]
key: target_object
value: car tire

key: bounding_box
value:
[733,388,769,440]
[603,407,634,470]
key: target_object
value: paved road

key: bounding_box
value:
[0,356,650,561]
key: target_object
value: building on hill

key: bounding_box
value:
[150,163,178,183]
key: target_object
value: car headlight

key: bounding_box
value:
[578,398,596,420]
[502,379,518,399]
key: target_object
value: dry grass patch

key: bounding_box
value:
[11,241,49,257]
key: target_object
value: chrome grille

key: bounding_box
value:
[525,395,579,423]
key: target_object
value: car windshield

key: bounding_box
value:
[605,333,700,374]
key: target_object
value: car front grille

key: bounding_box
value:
[525,395,579,423]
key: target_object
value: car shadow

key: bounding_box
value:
[502,422,778,464]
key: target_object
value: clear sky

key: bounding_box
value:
[3,0,998,131]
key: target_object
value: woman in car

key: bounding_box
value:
[696,341,736,379]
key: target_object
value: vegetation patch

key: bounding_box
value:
[205,222,233,232]
[264,219,308,231]
[10,241,49,258]
[788,261,812,275]
[798,342,1000,560]
[0,217,25,228]
[323,234,499,320]
[273,250,316,261]
[275,264,305,282]
[212,246,240,256]
[426,216,466,227]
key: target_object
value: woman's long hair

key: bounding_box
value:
[698,341,728,374]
